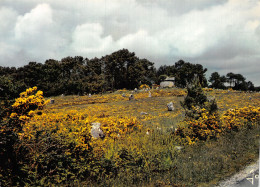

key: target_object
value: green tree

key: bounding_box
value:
[174,60,208,88]
[103,49,137,90]
[85,58,105,93]
[42,59,63,96]
[103,49,156,90]
[247,81,255,91]
[226,72,235,88]
[226,72,248,90]
[181,75,217,119]
[209,72,226,89]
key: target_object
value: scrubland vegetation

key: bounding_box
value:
[1,49,259,186]
[0,84,259,186]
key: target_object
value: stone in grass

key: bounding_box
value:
[122,93,126,97]
[50,99,55,104]
[129,94,134,101]
[175,146,183,150]
[89,93,92,97]
[167,102,174,111]
[134,88,138,92]
[148,91,152,97]
[91,122,105,139]
[156,127,162,131]
[140,111,148,115]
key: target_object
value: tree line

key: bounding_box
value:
[0,48,258,101]
[159,64,257,91]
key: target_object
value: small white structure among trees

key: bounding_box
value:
[160,77,175,88]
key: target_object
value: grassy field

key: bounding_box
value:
[17,88,260,186]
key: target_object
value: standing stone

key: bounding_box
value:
[175,146,183,150]
[134,88,138,92]
[91,122,104,139]
[129,94,134,101]
[156,127,162,131]
[148,91,152,97]
[167,102,174,111]
[50,99,55,104]
[122,93,126,97]
[61,94,64,97]
[89,93,92,97]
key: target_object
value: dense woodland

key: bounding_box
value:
[0,49,258,101]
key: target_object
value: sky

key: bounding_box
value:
[0,0,260,86]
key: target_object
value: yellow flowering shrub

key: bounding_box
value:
[99,116,140,138]
[175,110,222,144]
[222,106,260,131]
[139,84,150,89]
[176,105,260,145]
[10,87,47,124]
[203,87,213,92]
[21,108,141,154]
[17,99,140,184]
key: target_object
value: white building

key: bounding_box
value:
[160,77,175,88]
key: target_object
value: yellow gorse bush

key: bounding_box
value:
[176,105,260,144]
[222,106,260,130]
[139,84,150,89]
[23,111,91,151]
[10,86,48,123]
[175,110,222,144]
[22,108,140,153]
[203,88,213,92]
[98,116,140,138]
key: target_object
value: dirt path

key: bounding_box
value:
[216,159,259,187]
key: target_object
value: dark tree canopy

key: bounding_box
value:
[209,72,226,89]
[157,60,208,88]
[0,49,256,100]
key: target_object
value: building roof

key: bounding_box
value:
[165,77,175,81]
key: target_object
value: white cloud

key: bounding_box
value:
[0,7,18,38]
[71,23,114,57]
[12,3,68,63]
[0,0,259,85]
[15,4,53,39]
[117,30,167,60]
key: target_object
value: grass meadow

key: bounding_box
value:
[8,88,260,186]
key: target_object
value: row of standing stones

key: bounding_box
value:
[89,100,175,139]
[48,89,181,149]
[48,88,176,139]
[49,88,257,151]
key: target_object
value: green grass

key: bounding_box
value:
[26,89,260,186]
[89,125,259,186]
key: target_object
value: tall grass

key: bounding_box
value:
[85,123,259,186]
[2,88,259,186]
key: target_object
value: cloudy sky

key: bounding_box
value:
[1,0,260,85]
